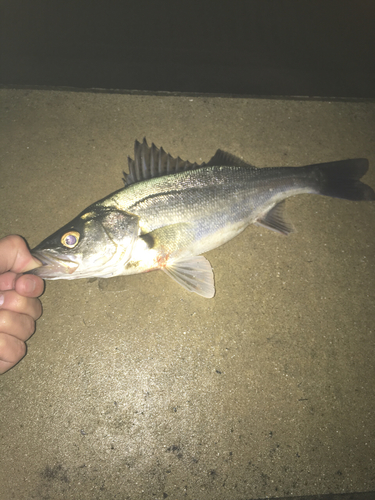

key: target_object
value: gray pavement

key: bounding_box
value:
[0,89,374,500]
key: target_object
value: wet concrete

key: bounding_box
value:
[0,89,374,499]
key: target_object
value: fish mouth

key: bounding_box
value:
[26,250,79,279]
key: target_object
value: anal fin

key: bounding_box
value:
[255,200,295,235]
[162,256,215,298]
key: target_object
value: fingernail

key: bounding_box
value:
[0,294,4,306]
[21,257,43,273]
[23,277,36,293]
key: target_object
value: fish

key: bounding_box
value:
[27,139,375,298]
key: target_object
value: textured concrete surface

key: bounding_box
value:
[0,89,374,500]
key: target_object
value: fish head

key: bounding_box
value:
[28,207,139,280]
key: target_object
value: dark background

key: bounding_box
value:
[1,0,375,98]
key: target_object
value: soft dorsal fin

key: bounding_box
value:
[122,139,256,186]
[123,138,207,186]
[205,149,256,169]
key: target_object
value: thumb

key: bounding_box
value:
[0,235,42,274]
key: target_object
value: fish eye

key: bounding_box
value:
[61,231,80,248]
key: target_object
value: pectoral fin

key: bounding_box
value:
[141,223,215,297]
[162,256,215,298]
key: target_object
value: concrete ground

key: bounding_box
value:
[0,89,374,500]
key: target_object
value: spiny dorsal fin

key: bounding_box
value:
[122,139,256,186]
[123,138,207,186]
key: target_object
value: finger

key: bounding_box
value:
[0,291,43,321]
[0,271,18,291]
[0,309,36,341]
[0,333,26,374]
[0,272,45,297]
[0,235,42,274]
[15,275,45,298]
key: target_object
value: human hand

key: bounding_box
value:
[0,235,44,374]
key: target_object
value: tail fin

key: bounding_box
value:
[307,159,375,201]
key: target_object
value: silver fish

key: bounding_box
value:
[28,139,375,297]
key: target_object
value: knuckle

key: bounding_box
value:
[11,291,26,311]
[13,338,26,362]
[35,299,43,320]
[0,292,42,321]
[0,333,26,364]
[4,234,22,246]
[25,315,36,337]
[0,309,35,339]
[18,313,35,338]
[0,309,11,331]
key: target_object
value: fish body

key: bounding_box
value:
[28,139,375,297]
